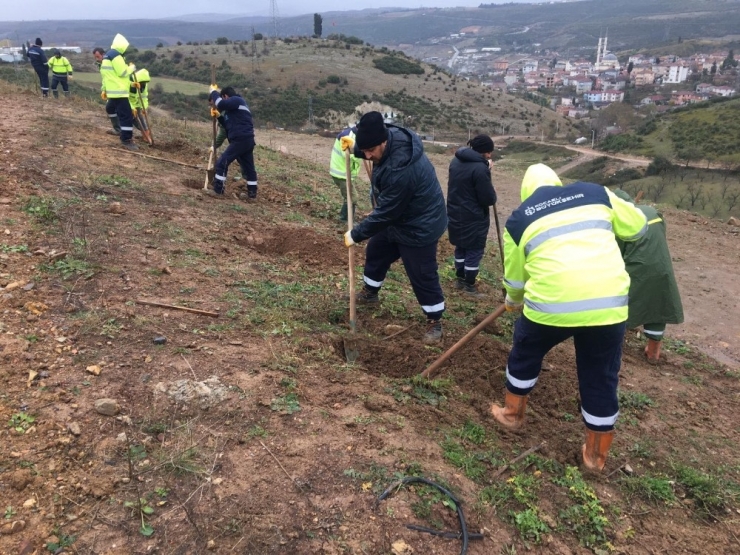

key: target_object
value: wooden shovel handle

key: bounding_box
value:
[346,149,356,333]
[421,304,506,379]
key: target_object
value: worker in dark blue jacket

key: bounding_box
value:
[206,85,258,200]
[447,134,497,298]
[27,38,49,98]
[344,111,448,344]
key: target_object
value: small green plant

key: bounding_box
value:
[246,425,268,439]
[100,318,122,337]
[46,528,76,552]
[621,474,676,504]
[440,438,486,481]
[8,412,35,432]
[23,196,58,222]
[553,466,609,548]
[459,420,486,445]
[124,498,155,536]
[0,244,29,253]
[97,174,132,187]
[512,508,550,543]
[4,506,16,519]
[271,393,301,414]
[672,463,737,516]
[155,487,169,498]
[40,257,95,280]
[618,390,655,411]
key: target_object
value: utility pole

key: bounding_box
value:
[270,0,280,39]
[591,129,596,149]
[308,95,314,128]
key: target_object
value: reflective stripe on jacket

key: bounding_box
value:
[504,180,647,327]
[330,128,361,180]
[100,34,134,99]
[48,56,73,75]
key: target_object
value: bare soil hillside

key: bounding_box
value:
[1,86,739,555]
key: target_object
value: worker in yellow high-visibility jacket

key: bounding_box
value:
[491,163,647,473]
[329,126,361,222]
[47,49,73,98]
[93,33,137,150]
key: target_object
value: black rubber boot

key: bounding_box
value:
[339,202,348,222]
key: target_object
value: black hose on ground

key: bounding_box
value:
[376,476,477,555]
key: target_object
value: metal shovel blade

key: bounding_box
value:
[343,334,359,363]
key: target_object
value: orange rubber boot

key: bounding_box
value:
[644,339,662,363]
[490,391,528,430]
[581,429,615,472]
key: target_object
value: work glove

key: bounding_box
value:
[208,146,215,154]
[131,81,141,89]
[209,83,219,93]
[100,91,107,100]
[340,136,354,151]
[344,230,356,247]
[128,63,136,73]
[67,75,73,80]
[504,294,523,313]
[210,108,220,118]
[131,108,138,117]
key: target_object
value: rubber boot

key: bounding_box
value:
[581,429,614,472]
[64,91,70,98]
[52,89,59,99]
[247,184,257,199]
[490,391,528,430]
[107,116,121,136]
[339,202,348,222]
[644,339,661,363]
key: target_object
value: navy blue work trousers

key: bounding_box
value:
[362,229,445,320]
[213,138,257,194]
[105,98,134,143]
[454,246,485,284]
[34,67,49,96]
[506,315,626,432]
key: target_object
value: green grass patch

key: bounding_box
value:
[620,473,676,505]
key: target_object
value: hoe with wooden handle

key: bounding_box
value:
[421,304,506,379]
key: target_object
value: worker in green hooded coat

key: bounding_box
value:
[612,189,684,362]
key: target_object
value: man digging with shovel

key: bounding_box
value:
[205,85,258,200]
[343,111,448,344]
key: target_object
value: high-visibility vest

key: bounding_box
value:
[329,128,361,180]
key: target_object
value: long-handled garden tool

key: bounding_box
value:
[343,147,360,363]
[132,73,153,146]
[420,304,506,379]
[492,203,507,297]
[203,64,217,190]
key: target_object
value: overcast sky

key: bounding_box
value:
[2,0,490,21]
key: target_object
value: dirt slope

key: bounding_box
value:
[1,86,739,555]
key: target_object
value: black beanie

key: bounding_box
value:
[355,111,387,150]
[35,38,42,46]
[468,134,494,154]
